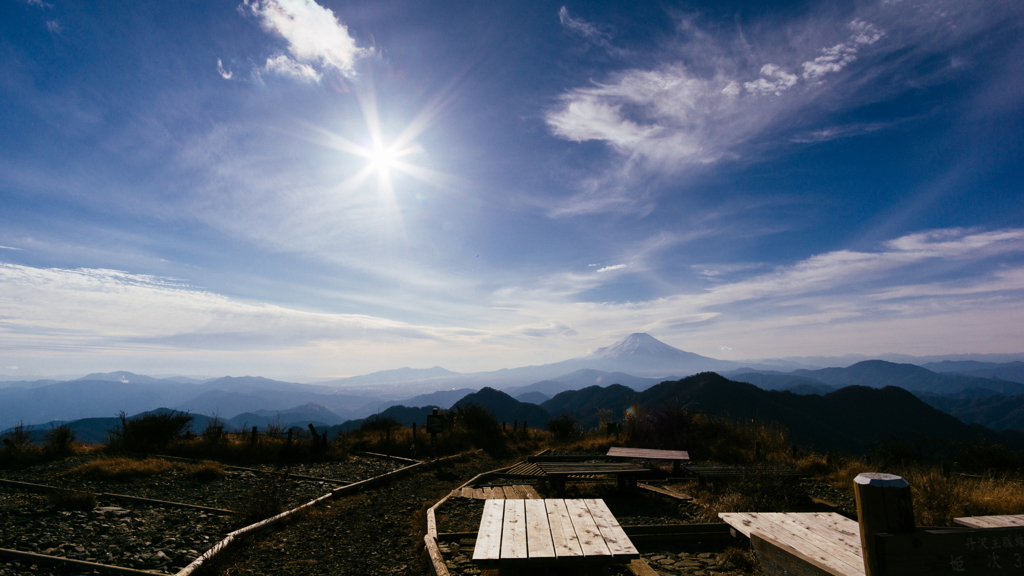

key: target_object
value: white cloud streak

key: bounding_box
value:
[263,54,321,82]
[216,59,233,80]
[559,6,602,38]
[3,228,1022,371]
[545,0,1020,215]
[243,0,368,81]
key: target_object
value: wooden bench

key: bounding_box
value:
[683,464,805,487]
[535,462,649,496]
[472,498,639,573]
[720,473,1024,576]
[606,447,690,473]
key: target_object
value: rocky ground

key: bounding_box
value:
[1,451,859,576]
[0,453,411,575]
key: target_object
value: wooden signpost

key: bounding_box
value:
[426,408,443,457]
[741,472,1024,576]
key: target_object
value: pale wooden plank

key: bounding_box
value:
[504,485,522,499]
[483,487,500,499]
[473,499,505,562]
[759,513,863,576]
[752,532,844,576]
[720,513,864,576]
[565,498,612,558]
[584,499,639,559]
[500,500,528,561]
[545,499,583,560]
[607,447,690,461]
[520,485,541,499]
[524,499,556,560]
[954,514,1024,529]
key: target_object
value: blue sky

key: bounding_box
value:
[1,0,1023,379]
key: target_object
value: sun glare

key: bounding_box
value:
[367,144,396,172]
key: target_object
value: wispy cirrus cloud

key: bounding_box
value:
[559,6,604,39]
[545,0,1024,215]
[242,0,369,82]
[216,59,233,80]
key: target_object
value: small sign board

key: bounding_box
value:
[426,413,444,434]
[876,526,1024,576]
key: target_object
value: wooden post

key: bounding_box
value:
[854,472,915,576]
[250,426,258,445]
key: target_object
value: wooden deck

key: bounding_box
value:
[720,512,865,576]
[472,498,639,569]
[452,485,542,499]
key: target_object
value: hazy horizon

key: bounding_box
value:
[2,0,1023,378]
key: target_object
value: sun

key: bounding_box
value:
[365,143,400,173]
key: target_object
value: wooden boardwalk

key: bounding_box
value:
[452,485,542,499]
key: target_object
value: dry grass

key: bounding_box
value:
[62,457,225,481]
[48,488,97,510]
[717,547,764,574]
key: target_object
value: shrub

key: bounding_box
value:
[694,464,811,522]
[451,403,507,454]
[2,422,34,450]
[547,414,580,442]
[201,416,226,445]
[44,424,76,456]
[108,411,193,453]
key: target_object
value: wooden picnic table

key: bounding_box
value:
[535,462,649,496]
[606,447,690,473]
[472,498,639,572]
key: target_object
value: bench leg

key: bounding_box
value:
[548,477,567,497]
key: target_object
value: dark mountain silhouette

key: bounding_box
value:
[515,391,551,404]
[918,393,1024,431]
[631,373,993,454]
[376,388,477,411]
[541,384,638,429]
[252,403,344,425]
[792,360,1024,395]
[334,405,443,433]
[921,361,1024,384]
[501,380,577,398]
[453,387,550,427]
[722,370,835,395]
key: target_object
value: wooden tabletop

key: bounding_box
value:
[954,514,1024,529]
[607,447,690,461]
[472,498,639,567]
[720,512,866,576]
